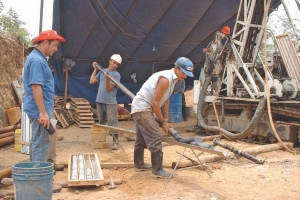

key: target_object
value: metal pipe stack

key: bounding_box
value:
[21,105,31,154]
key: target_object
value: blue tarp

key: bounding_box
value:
[51,0,280,105]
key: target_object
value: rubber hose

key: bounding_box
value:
[190,141,214,150]
[197,75,267,140]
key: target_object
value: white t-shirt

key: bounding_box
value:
[131,68,178,113]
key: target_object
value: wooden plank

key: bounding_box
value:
[67,110,75,122]
[78,124,93,128]
[55,109,73,127]
[70,102,91,109]
[162,137,225,157]
[77,121,94,124]
[95,124,136,135]
[59,113,69,127]
[101,163,134,168]
[53,110,67,128]
[74,116,93,120]
[62,162,170,169]
[71,103,91,110]
[71,98,90,105]
[73,115,93,122]
[72,107,92,113]
[74,118,93,128]
[77,112,93,116]
[95,124,225,156]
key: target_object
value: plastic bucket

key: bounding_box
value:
[168,94,182,123]
[14,129,21,152]
[12,162,54,200]
[5,107,21,126]
[91,125,107,149]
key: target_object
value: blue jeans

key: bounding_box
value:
[96,103,119,135]
[30,119,50,161]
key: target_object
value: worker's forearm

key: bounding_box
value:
[90,69,98,84]
[105,78,114,91]
[32,84,47,115]
[162,100,169,119]
[152,103,164,122]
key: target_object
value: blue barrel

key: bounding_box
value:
[12,162,54,200]
[168,94,182,122]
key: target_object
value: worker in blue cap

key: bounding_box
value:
[131,57,194,178]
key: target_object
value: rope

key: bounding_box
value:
[263,0,296,155]
[96,0,144,38]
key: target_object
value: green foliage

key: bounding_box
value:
[0,6,31,45]
[264,9,300,57]
[268,14,300,39]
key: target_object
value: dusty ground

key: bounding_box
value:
[1,110,300,200]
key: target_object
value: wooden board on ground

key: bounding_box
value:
[68,153,104,186]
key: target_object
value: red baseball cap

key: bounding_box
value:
[33,30,66,44]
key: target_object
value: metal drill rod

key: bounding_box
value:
[213,139,265,164]
[95,63,135,99]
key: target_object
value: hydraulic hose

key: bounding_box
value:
[197,75,267,140]
[262,1,296,154]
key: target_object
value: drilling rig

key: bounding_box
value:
[197,0,300,144]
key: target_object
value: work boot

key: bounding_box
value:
[53,164,64,171]
[47,159,64,171]
[52,184,62,193]
[112,134,119,150]
[134,144,151,171]
[151,152,171,179]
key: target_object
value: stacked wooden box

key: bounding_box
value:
[54,95,73,109]
[71,98,94,128]
[53,109,74,128]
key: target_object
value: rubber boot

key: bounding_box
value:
[53,164,64,171]
[47,159,64,171]
[134,145,151,171]
[112,134,119,150]
[151,152,171,179]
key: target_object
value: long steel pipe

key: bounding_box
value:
[95,63,135,99]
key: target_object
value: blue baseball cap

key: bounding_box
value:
[174,57,194,77]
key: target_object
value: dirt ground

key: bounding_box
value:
[1,111,300,200]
